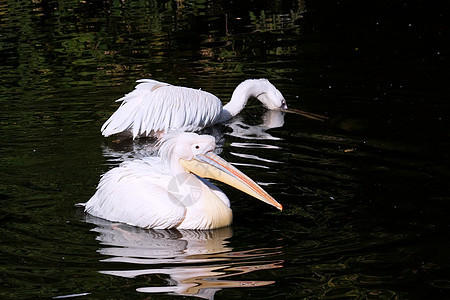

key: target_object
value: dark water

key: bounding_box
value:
[1,0,449,299]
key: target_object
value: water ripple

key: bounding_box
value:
[85,216,283,298]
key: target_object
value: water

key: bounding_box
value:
[1,0,449,299]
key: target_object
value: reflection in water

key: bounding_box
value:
[225,110,285,141]
[101,138,159,164]
[226,110,285,173]
[85,216,282,299]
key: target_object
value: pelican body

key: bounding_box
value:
[84,132,282,230]
[101,79,288,139]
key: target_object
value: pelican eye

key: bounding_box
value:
[195,145,200,149]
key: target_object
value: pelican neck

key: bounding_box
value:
[220,79,266,122]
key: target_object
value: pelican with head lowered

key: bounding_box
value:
[101,78,327,139]
[83,132,282,230]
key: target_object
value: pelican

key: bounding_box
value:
[83,132,282,230]
[101,78,326,139]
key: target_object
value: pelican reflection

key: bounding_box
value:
[224,110,285,141]
[223,110,285,178]
[85,215,283,299]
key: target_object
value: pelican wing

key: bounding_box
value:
[101,79,223,138]
[85,158,187,229]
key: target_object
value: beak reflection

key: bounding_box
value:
[281,108,328,122]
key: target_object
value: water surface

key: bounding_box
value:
[1,0,449,299]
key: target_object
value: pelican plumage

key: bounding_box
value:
[101,78,291,139]
[83,132,282,230]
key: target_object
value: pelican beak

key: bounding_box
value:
[180,152,283,211]
[281,108,329,122]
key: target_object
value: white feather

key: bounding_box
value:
[101,79,223,138]
[85,158,187,229]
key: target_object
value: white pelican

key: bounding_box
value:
[101,78,326,139]
[83,132,282,230]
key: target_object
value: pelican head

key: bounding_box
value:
[253,79,288,110]
[158,132,283,211]
[252,79,329,122]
